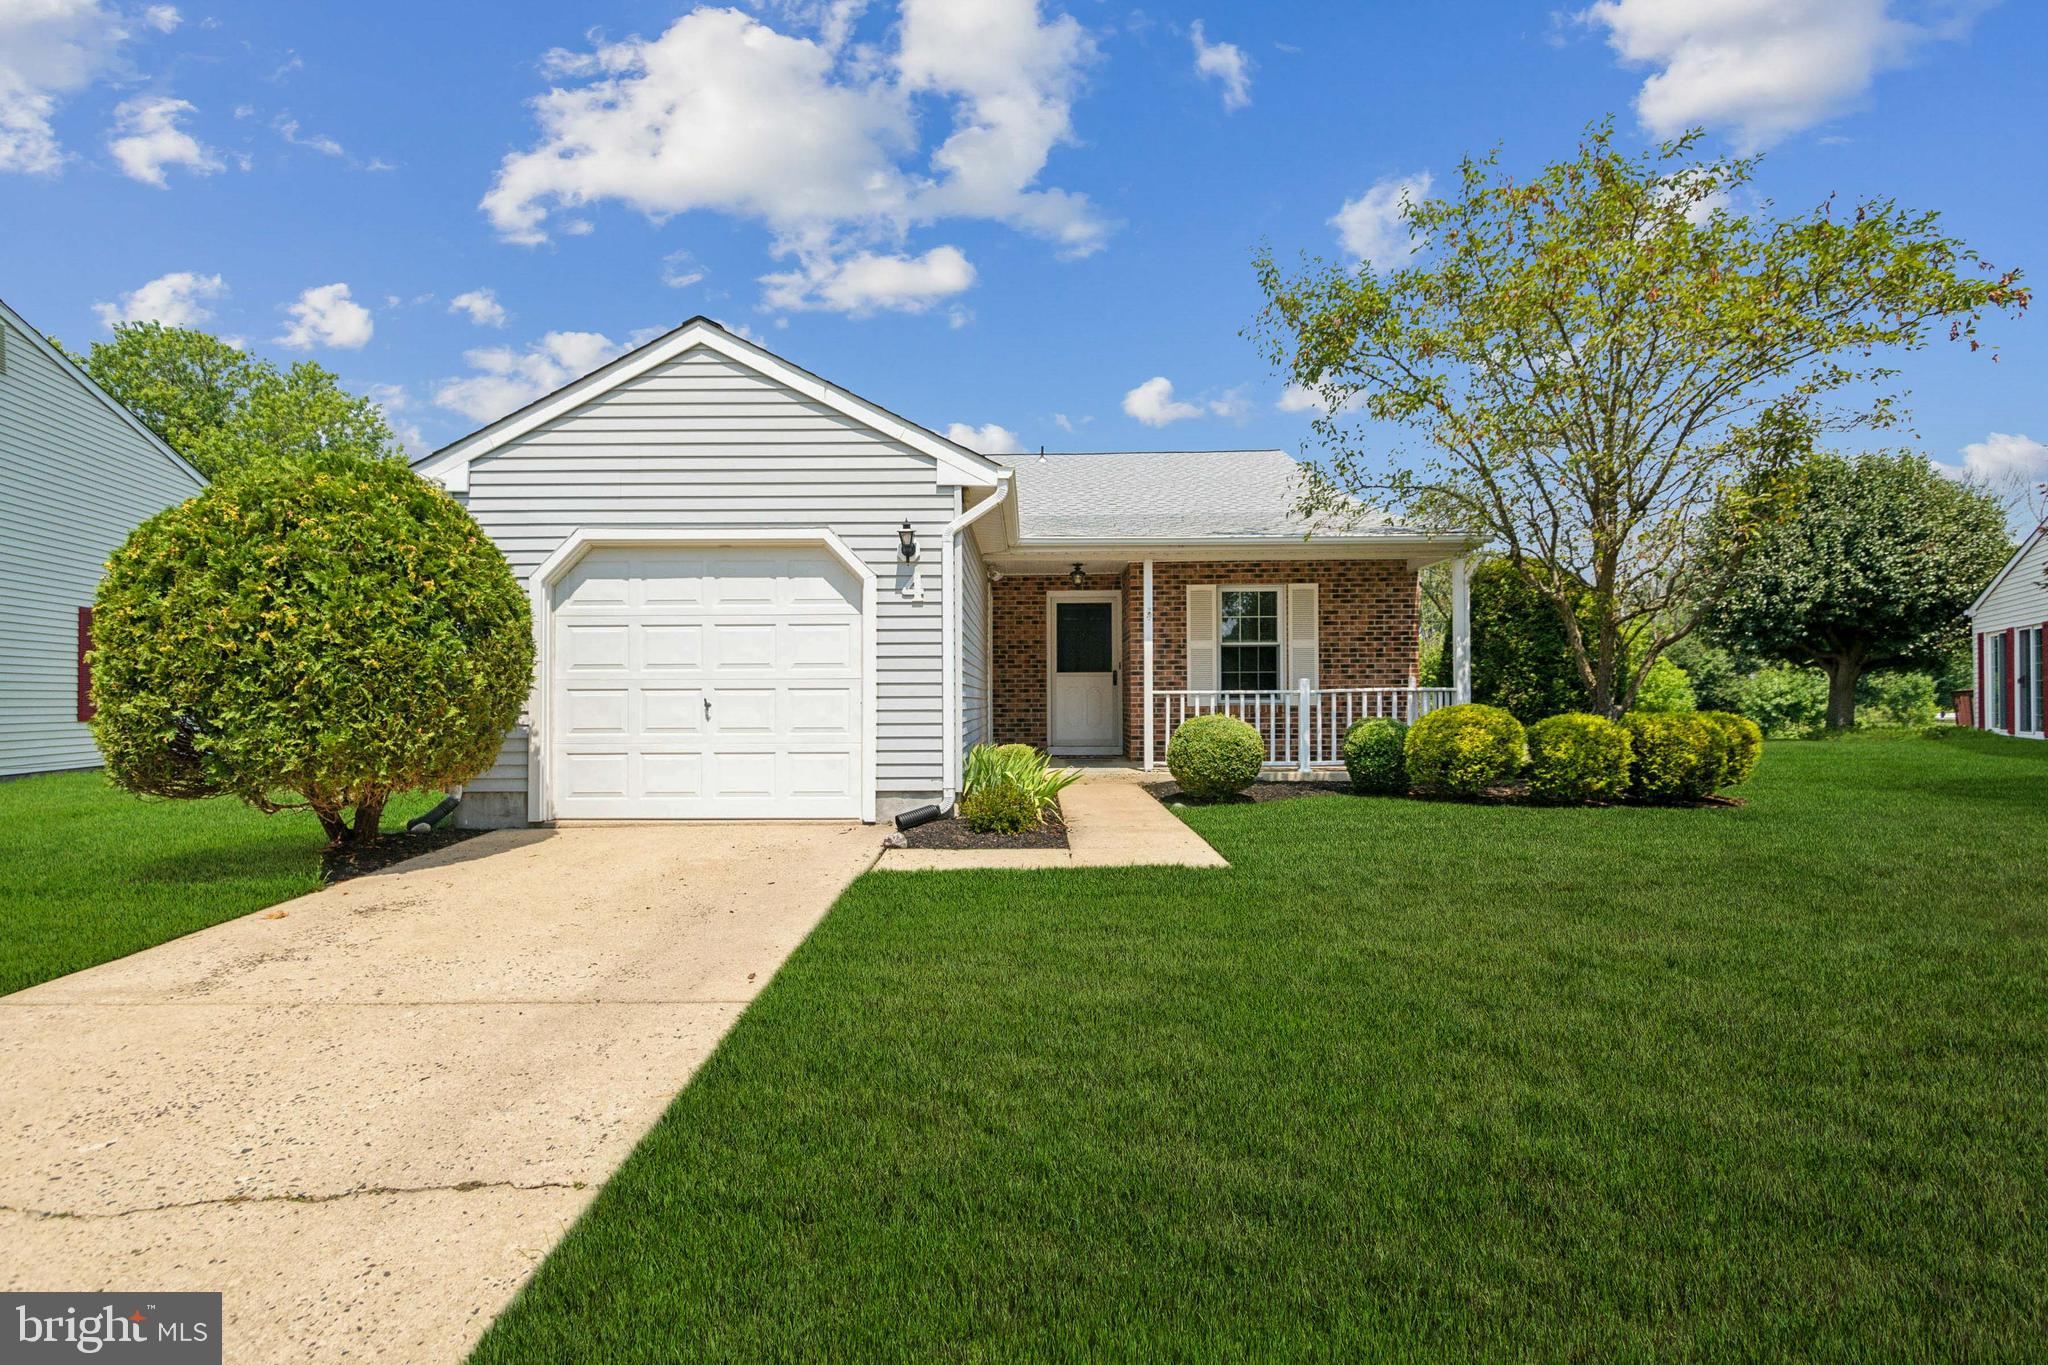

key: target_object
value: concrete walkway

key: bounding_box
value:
[878,766,1227,871]
[0,821,882,1364]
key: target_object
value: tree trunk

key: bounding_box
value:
[342,793,386,849]
[1822,655,1864,731]
[312,803,348,848]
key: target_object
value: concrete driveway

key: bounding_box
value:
[0,821,882,1363]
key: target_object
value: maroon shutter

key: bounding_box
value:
[2007,628,2019,733]
[76,607,96,722]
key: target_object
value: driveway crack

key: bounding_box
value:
[0,1177,590,1221]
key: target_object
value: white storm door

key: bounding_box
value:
[1049,594,1120,755]
[550,545,863,819]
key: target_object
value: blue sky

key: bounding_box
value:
[4,0,2043,509]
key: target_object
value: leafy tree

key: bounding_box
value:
[1631,656,1696,714]
[1463,557,1594,721]
[1710,451,2010,729]
[1252,119,2027,715]
[90,450,531,847]
[55,322,402,479]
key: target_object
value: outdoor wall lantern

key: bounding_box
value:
[1068,562,1087,587]
[898,520,919,562]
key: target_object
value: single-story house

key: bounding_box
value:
[1968,522,2046,738]
[0,296,208,778]
[416,318,1473,826]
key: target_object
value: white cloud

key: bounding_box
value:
[1051,411,1091,434]
[1330,171,1433,266]
[433,330,625,424]
[92,270,226,328]
[481,1,1105,313]
[367,383,428,455]
[1122,376,1210,427]
[143,5,181,33]
[107,95,224,186]
[945,421,1024,454]
[274,114,344,157]
[1190,20,1251,111]
[1579,0,1972,151]
[448,288,508,328]
[1277,382,1365,416]
[1944,432,2048,486]
[277,283,374,350]
[0,0,127,175]
[761,244,975,315]
[660,250,705,289]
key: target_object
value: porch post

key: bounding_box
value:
[1451,555,1472,704]
[1142,559,1156,770]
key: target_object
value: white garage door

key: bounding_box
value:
[549,544,864,819]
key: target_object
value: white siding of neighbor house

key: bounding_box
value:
[0,308,205,778]
[959,530,990,761]
[455,345,955,806]
[1974,531,2048,634]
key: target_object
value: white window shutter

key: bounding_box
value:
[1188,584,1218,692]
[1286,583,1319,690]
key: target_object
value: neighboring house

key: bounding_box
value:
[1968,523,2047,739]
[417,318,1472,827]
[0,296,207,778]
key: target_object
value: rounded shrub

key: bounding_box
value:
[1525,713,1633,803]
[1403,703,1525,796]
[959,779,1036,834]
[1621,712,1722,802]
[90,449,532,846]
[1167,712,1264,799]
[1341,717,1408,794]
[1697,711,1763,788]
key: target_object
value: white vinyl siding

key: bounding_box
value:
[1971,530,2048,738]
[457,346,953,803]
[959,531,990,759]
[0,308,205,777]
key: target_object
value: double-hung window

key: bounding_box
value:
[1219,589,1280,691]
[1986,632,2009,731]
[2020,627,2043,734]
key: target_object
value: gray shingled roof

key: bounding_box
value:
[989,449,1393,541]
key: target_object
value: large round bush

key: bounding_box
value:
[1697,711,1763,788]
[91,450,533,846]
[1525,713,1632,803]
[1341,717,1408,794]
[1167,712,1264,798]
[1403,703,1525,796]
[1621,713,1722,802]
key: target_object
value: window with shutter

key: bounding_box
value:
[1219,589,1280,690]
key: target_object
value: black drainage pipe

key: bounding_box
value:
[894,803,945,832]
[407,794,461,834]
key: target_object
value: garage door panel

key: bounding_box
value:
[550,543,863,820]
[561,688,629,735]
[642,689,704,733]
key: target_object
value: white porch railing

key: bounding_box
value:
[1152,685,1456,772]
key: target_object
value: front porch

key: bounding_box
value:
[985,556,1472,771]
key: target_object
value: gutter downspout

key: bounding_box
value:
[942,471,1013,806]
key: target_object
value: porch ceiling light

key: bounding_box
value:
[1069,562,1086,587]
[898,520,918,562]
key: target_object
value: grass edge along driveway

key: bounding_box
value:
[471,731,2048,1361]
[0,771,443,995]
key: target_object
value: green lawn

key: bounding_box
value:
[0,771,442,995]
[470,732,2037,1357]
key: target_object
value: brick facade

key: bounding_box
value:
[990,559,1420,760]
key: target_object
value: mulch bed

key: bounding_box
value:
[1151,779,1744,810]
[902,812,1070,850]
[322,825,489,884]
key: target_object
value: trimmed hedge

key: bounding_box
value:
[1341,717,1409,794]
[1526,713,1633,803]
[1167,713,1265,799]
[90,449,531,846]
[960,779,1037,834]
[1404,703,1525,796]
[1621,713,1722,802]
[1698,711,1764,788]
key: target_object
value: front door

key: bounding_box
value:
[1049,595,1120,754]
